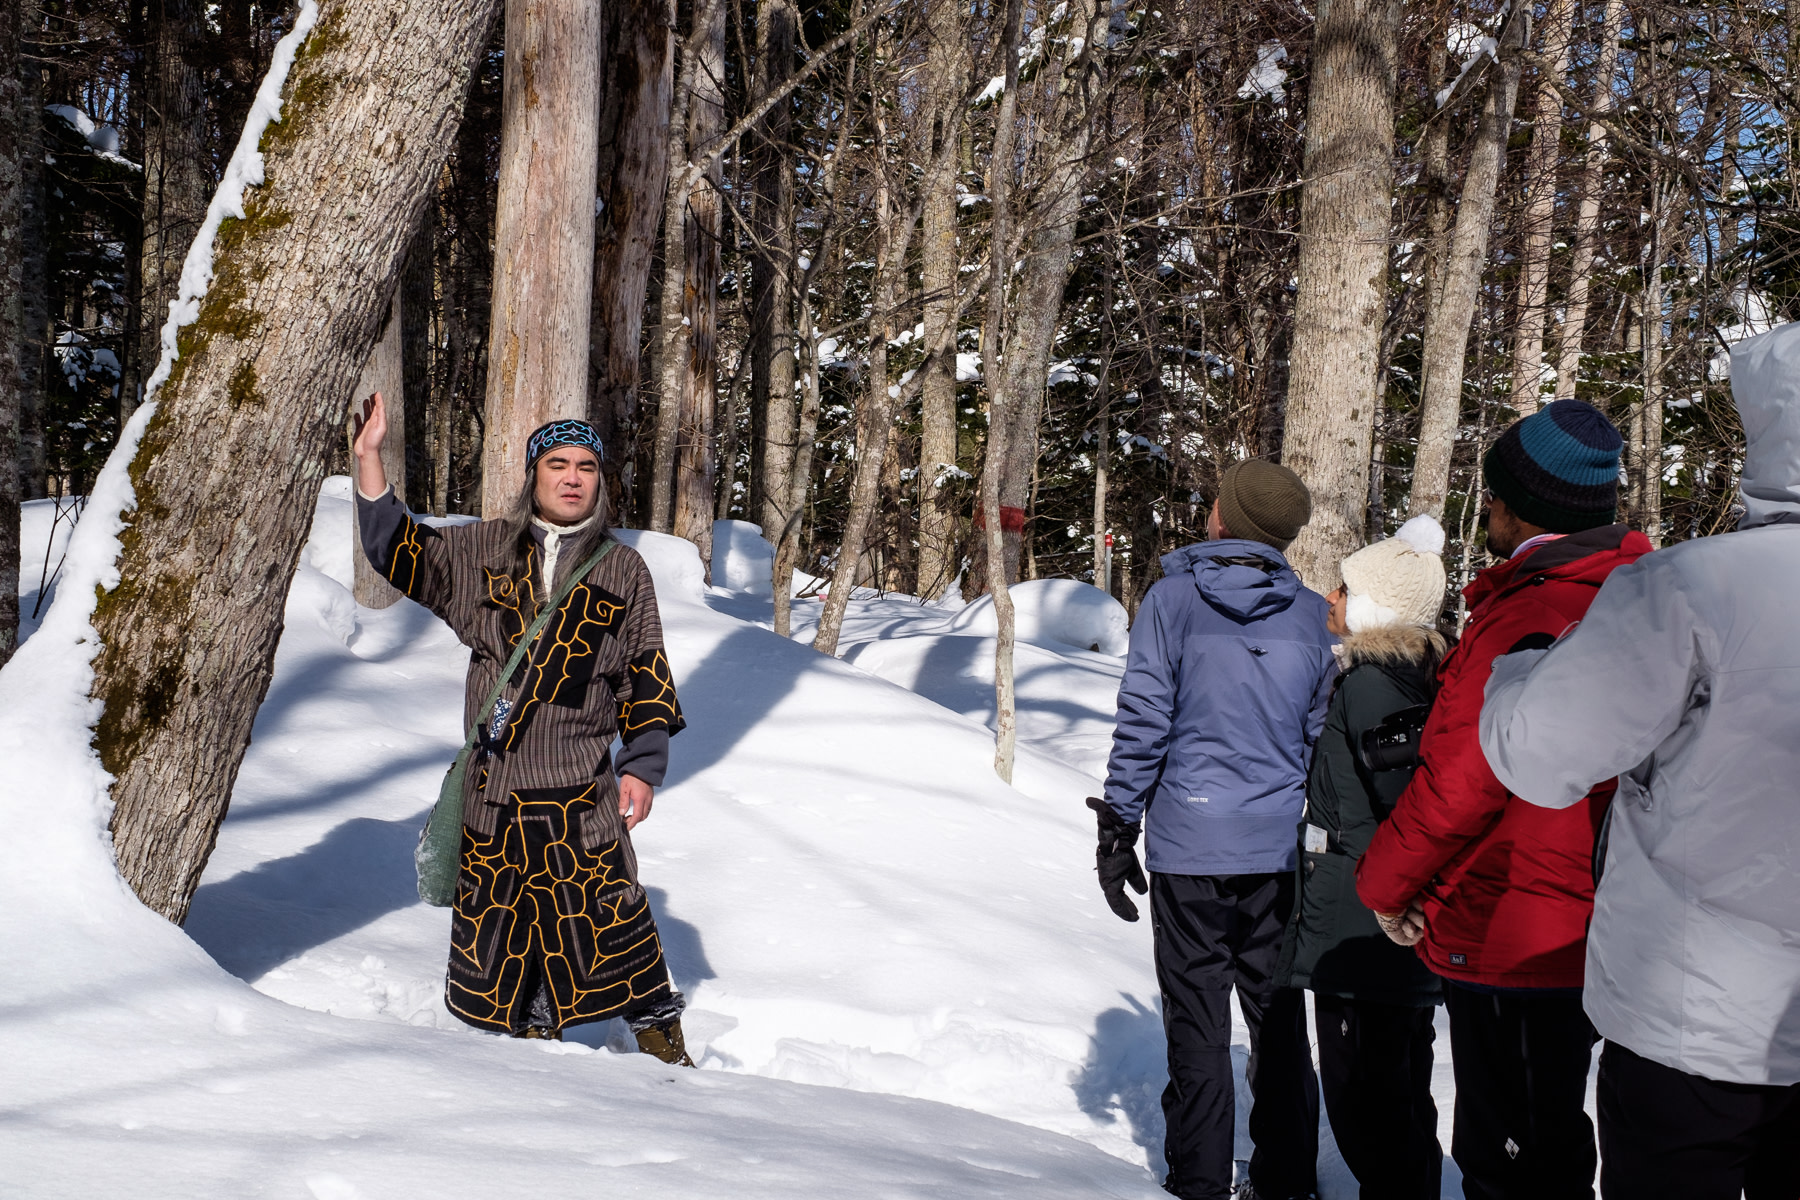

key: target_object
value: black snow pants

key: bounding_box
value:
[1442,981,1596,1200]
[1597,1040,1800,1200]
[1313,994,1442,1200]
[1152,871,1319,1200]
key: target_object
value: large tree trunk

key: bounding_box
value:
[1280,0,1400,590]
[136,0,212,420]
[914,0,966,601]
[93,0,504,924]
[480,0,604,514]
[750,0,798,544]
[351,295,406,608]
[1407,6,1526,523]
[670,0,726,569]
[1506,0,1575,418]
[589,0,672,526]
[1553,0,1625,402]
[0,0,21,666]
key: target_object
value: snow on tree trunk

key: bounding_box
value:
[750,0,799,545]
[93,0,504,924]
[1553,0,1625,403]
[136,0,212,421]
[479,0,603,515]
[352,295,405,609]
[1408,6,1525,525]
[589,0,672,525]
[0,0,21,666]
[1280,0,1400,591]
[1507,0,1575,418]
[915,0,967,602]
[671,0,726,572]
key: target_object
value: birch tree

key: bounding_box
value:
[1507,0,1576,417]
[94,0,504,923]
[1554,0,1625,402]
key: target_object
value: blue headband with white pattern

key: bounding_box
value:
[525,419,605,469]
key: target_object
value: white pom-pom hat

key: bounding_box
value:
[1340,515,1448,632]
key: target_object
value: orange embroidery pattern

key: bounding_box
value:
[446,785,670,1033]
[620,648,685,735]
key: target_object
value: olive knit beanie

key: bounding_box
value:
[1482,399,1622,533]
[1217,459,1312,551]
[1340,515,1448,631]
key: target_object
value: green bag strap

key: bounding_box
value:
[458,537,618,754]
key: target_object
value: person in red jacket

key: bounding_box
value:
[1357,399,1650,1200]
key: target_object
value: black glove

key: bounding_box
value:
[1086,796,1148,922]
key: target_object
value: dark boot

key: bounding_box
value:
[634,1018,695,1067]
[516,1025,562,1041]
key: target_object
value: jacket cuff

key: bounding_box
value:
[355,485,408,568]
[615,729,670,788]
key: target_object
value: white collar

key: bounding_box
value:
[532,511,598,538]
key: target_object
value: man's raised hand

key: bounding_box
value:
[351,393,389,498]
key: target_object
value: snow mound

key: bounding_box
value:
[612,527,708,604]
[712,519,773,595]
[949,579,1130,656]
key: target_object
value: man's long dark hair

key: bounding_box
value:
[495,471,613,596]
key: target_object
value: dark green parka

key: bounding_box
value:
[1276,623,1446,1006]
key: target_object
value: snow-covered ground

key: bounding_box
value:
[5,482,1539,1197]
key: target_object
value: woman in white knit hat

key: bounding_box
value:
[1274,516,1449,1200]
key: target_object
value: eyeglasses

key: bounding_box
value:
[1480,488,1495,506]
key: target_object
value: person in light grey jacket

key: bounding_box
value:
[1478,321,1800,1200]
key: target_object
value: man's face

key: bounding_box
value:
[1206,500,1225,540]
[533,447,601,525]
[1482,490,1527,559]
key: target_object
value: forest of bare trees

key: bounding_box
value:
[2,0,1795,910]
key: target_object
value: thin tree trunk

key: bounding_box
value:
[670,0,725,568]
[0,0,22,666]
[136,0,212,421]
[982,0,1023,782]
[1408,7,1526,523]
[352,295,406,609]
[1280,0,1401,590]
[995,0,1103,583]
[813,37,913,655]
[94,0,505,924]
[18,62,46,501]
[480,0,604,514]
[1554,0,1625,402]
[1637,185,1667,545]
[1507,0,1575,417]
[590,0,673,526]
[401,220,435,499]
[750,0,798,543]
[915,0,967,601]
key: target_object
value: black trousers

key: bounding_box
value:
[1598,1040,1800,1200]
[1152,871,1319,1200]
[1314,994,1441,1200]
[1443,981,1597,1200]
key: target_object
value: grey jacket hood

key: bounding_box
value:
[1731,322,1800,528]
[1161,538,1300,622]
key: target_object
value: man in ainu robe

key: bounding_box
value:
[350,397,691,1064]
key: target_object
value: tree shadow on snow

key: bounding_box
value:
[1073,995,1169,1174]
[187,811,426,982]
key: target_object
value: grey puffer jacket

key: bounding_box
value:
[1480,320,1800,1087]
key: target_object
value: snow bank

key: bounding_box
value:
[949,578,1130,656]
[712,519,774,595]
[613,527,709,605]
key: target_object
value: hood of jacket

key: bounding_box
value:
[1161,537,1301,622]
[1462,524,1653,613]
[1333,623,1447,672]
[1730,322,1800,529]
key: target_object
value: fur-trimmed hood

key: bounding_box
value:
[1333,623,1446,671]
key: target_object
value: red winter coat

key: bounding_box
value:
[1355,525,1652,988]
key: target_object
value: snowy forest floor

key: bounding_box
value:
[3,479,1599,1196]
